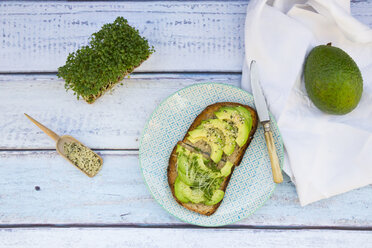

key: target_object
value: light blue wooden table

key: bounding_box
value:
[0,1,372,247]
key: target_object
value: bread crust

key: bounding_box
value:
[167,102,258,216]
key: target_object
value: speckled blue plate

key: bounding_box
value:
[139,83,283,226]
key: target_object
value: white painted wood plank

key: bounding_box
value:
[0,150,371,227]
[0,1,246,72]
[1,1,371,72]
[1,228,372,248]
[0,74,240,149]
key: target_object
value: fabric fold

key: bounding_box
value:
[241,0,372,206]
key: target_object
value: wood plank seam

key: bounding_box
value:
[0,224,371,231]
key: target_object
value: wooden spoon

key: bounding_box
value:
[24,113,103,177]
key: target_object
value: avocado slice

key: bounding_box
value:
[235,106,253,132]
[215,107,250,147]
[178,169,196,186]
[192,154,220,178]
[177,154,189,174]
[220,161,234,177]
[187,128,224,163]
[182,187,205,204]
[201,119,236,156]
[174,177,190,203]
[204,190,225,206]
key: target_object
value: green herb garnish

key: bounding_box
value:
[58,17,155,103]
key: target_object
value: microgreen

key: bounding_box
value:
[57,17,155,103]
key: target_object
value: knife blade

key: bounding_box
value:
[250,60,270,122]
[250,60,283,184]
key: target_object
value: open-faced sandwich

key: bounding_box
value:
[168,102,258,215]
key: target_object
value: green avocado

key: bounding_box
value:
[304,44,363,115]
[235,106,252,131]
[193,154,220,177]
[187,128,224,163]
[204,190,225,206]
[177,169,196,186]
[174,177,190,203]
[177,154,189,174]
[182,187,205,204]
[175,175,206,204]
[201,119,237,155]
[220,161,234,177]
[215,107,250,147]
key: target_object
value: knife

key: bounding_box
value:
[250,60,283,184]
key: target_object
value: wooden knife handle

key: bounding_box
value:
[263,122,283,184]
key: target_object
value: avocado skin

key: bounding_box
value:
[304,45,363,115]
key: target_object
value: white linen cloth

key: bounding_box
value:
[241,0,372,206]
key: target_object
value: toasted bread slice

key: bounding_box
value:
[168,102,258,216]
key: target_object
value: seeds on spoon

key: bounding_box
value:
[63,142,102,177]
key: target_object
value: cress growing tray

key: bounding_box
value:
[139,83,284,226]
